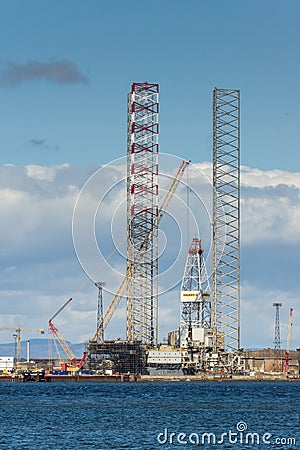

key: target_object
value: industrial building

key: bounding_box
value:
[87,340,146,375]
[243,349,300,377]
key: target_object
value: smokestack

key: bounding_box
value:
[26,340,30,363]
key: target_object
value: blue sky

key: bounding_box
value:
[0,0,299,170]
[0,1,299,352]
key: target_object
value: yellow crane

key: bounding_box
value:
[49,159,191,367]
[91,159,191,341]
[0,325,45,370]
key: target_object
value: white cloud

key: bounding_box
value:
[241,190,300,244]
[192,162,300,245]
[0,162,298,350]
[26,164,69,182]
[241,166,300,188]
[241,282,299,350]
[195,161,300,189]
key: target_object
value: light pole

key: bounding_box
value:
[13,334,17,368]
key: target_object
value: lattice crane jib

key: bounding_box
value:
[212,88,240,353]
[180,238,211,348]
[126,82,159,346]
[89,160,190,347]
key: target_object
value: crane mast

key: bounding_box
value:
[48,321,79,367]
[48,297,87,370]
[0,326,45,370]
[90,160,191,342]
[284,308,293,375]
[49,159,190,369]
[157,160,191,223]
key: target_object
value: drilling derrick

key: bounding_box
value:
[126,82,159,347]
[180,238,211,349]
[212,88,240,353]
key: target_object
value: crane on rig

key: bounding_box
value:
[49,159,191,368]
[90,159,191,342]
[0,325,45,370]
[284,308,293,375]
[48,297,87,370]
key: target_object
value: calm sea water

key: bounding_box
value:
[0,381,299,449]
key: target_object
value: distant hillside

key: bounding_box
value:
[0,338,85,360]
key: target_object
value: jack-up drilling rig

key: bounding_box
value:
[49,160,190,371]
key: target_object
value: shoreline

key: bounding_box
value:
[1,374,299,383]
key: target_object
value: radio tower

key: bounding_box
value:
[212,88,240,353]
[95,282,105,343]
[273,302,282,372]
[126,82,159,347]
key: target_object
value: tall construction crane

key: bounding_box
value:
[49,160,190,368]
[158,160,191,223]
[284,308,293,375]
[90,159,191,342]
[0,325,45,370]
[48,298,87,369]
[48,320,87,370]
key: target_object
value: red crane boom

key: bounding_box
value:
[284,308,293,375]
[49,160,191,368]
